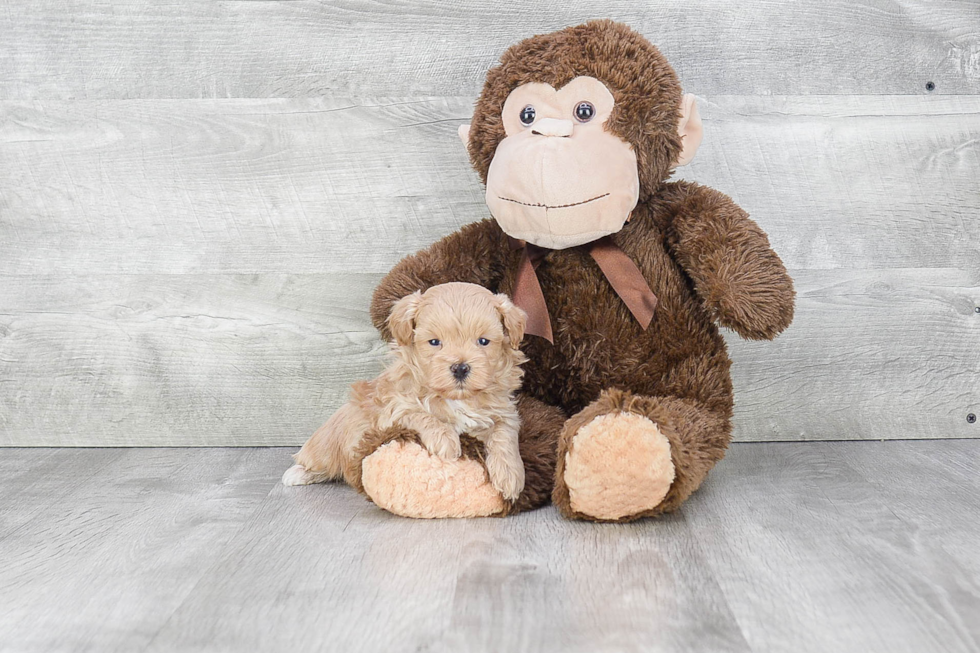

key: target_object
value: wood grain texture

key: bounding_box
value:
[1,0,978,100]
[0,447,288,653]
[727,267,980,441]
[2,6,979,446]
[1,96,978,445]
[147,490,751,653]
[831,439,980,646]
[2,95,978,275]
[436,513,749,653]
[3,444,977,652]
[149,477,472,652]
[0,273,387,446]
[0,448,128,536]
[0,97,479,276]
[685,442,980,653]
[675,96,980,271]
[1,267,976,446]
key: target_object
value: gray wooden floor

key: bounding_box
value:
[1,441,977,653]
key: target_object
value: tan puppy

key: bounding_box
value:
[283,282,528,501]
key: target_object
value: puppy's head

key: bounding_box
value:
[388,282,527,399]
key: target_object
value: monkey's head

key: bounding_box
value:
[459,20,702,250]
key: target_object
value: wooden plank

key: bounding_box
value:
[2,94,977,445]
[0,273,387,446]
[146,486,749,652]
[145,480,471,652]
[685,441,980,653]
[676,95,980,272]
[438,513,749,652]
[0,0,977,100]
[728,267,980,441]
[1,266,976,446]
[0,448,288,653]
[0,449,127,537]
[5,443,975,651]
[0,97,479,277]
[830,440,980,645]
[1,95,977,277]
[0,448,58,491]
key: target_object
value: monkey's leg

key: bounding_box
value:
[553,389,731,522]
[346,396,563,518]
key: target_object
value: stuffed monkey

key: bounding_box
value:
[339,20,794,521]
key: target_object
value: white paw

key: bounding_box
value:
[421,432,462,461]
[282,464,315,486]
[485,453,525,502]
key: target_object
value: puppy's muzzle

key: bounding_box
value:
[450,362,471,382]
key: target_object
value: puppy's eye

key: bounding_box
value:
[428,339,441,347]
[477,338,490,346]
[519,105,536,126]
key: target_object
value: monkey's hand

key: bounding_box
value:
[666,183,795,340]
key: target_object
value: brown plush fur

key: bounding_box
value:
[362,20,795,520]
[553,389,730,521]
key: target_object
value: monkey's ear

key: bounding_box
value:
[676,94,703,166]
[458,124,471,152]
[387,291,423,347]
[494,294,526,349]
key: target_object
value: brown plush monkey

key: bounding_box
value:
[344,20,795,521]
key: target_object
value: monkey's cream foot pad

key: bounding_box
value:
[564,411,675,520]
[360,440,505,518]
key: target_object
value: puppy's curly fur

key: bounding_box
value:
[284,282,529,502]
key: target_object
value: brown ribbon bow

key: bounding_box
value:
[509,236,658,344]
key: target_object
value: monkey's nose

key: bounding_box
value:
[450,362,471,381]
[531,118,574,137]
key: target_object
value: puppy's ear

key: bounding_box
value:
[388,291,423,347]
[494,294,526,348]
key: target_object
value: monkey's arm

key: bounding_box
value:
[665,183,795,340]
[370,219,508,340]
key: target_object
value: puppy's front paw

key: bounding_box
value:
[420,430,462,461]
[430,435,463,461]
[485,452,525,502]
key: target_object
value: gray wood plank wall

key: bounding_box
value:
[1,1,978,445]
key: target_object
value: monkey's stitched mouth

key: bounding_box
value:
[497,193,610,210]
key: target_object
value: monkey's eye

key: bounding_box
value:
[477,337,490,346]
[519,105,536,126]
[575,101,596,123]
[428,339,441,347]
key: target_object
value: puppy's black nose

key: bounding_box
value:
[450,362,470,381]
